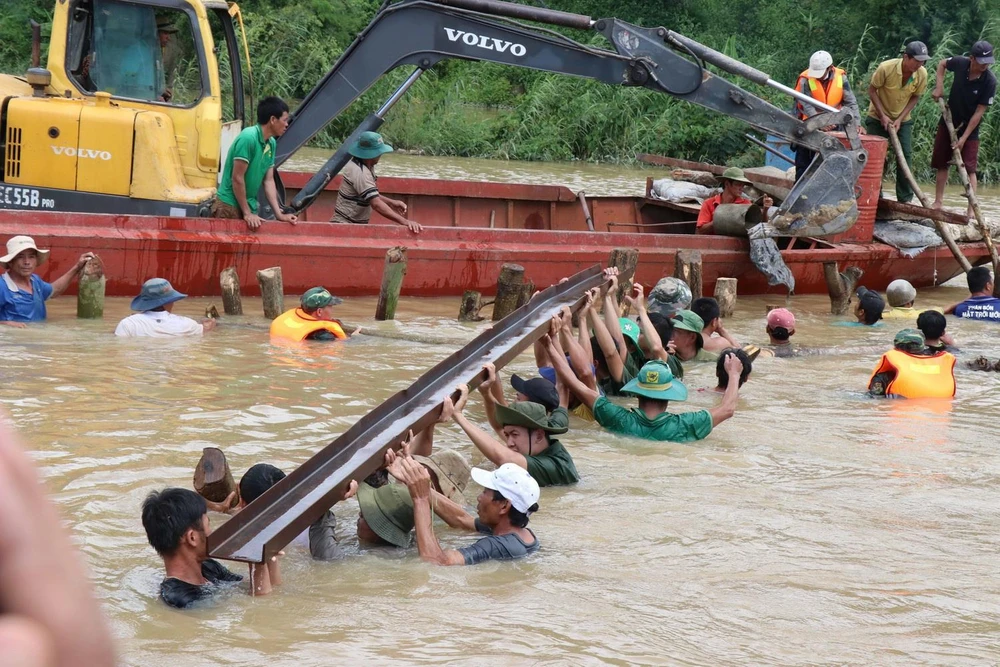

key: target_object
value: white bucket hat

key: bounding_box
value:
[1,236,49,267]
[807,50,834,78]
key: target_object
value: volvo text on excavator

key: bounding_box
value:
[0,0,867,235]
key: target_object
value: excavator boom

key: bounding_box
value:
[274,0,866,236]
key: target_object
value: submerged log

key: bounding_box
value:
[256,267,284,320]
[492,263,525,321]
[220,267,243,316]
[458,290,485,322]
[193,447,237,506]
[823,262,863,315]
[714,277,738,318]
[76,255,105,319]
[674,249,703,300]
[375,246,407,321]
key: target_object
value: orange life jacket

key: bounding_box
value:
[868,349,956,399]
[796,67,846,119]
[269,308,348,342]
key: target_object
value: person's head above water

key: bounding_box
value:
[300,286,343,319]
[141,488,209,561]
[238,463,286,508]
[691,297,722,331]
[622,359,688,414]
[765,308,796,343]
[966,266,994,296]
[356,481,416,547]
[855,287,885,325]
[670,310,705,360]
[495,401,566,458]
[886,279,917,309]
[510,374,559,413]
[916,310,947,344]
[471,463,540,531]
[893,328,926,354]
[716,348,752,389]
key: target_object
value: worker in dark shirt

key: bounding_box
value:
[141,488,243,609]
[388,452,540,566]
[930,41,996,217]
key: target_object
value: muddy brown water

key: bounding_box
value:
[3,155,1000,665]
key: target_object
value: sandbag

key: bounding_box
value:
[747,223,795,292]
[651,179,717,203]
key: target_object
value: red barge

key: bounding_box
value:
[0,168,987,299]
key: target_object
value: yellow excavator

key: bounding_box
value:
[0,0,866,235]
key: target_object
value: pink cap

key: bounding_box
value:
[766,308,796,330]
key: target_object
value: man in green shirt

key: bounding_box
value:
[440,385,579,486]
[214,96,298,231]
[545,335,744,442]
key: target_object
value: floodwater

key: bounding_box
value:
[4,283,1000,665]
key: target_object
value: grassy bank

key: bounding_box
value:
[2,0,998,182]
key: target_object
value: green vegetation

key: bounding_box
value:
[2,0,998,181]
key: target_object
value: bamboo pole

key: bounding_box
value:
[220,267,243,316]
[76,255,105,319]
[256,267,284,320]
[936,98,1000,289]
[886,125,972,272]
[375,246,407,321]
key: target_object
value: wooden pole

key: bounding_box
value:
[458,290,485,321]
[714,277,738,317]
[886,125,972,272]
[492,264,525,321]
[256,267,284,320]
[823,262,863,315]
[608,247,639,311]
[375,246,407,321]
[578,191,595,231]
[517,280,535,309]
[936,98,1000,291]
[674,249,703,300]
[220,267,243,316]
[193,447,238,506]
[76,255,105,319]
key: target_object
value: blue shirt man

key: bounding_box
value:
[0,236,94,326]
[948,266,1000,322]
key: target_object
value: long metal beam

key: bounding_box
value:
[209,265,607,563]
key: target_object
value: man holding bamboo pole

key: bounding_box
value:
[930,41,996,218]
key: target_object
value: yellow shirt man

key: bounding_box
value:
[867,58,929,122]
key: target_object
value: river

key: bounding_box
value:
[4,155,1000,665]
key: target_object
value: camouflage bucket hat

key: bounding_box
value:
[894,328,925,352]
[300,286,343,309]
[646,277,692,317]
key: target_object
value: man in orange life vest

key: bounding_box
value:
[270,287,350,342]
[868,329,956,399]
[793,50,862,182]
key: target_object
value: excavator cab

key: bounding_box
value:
[0,0,251,215]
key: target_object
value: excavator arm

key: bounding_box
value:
[275,0,866,236]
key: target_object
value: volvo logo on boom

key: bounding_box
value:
[51,146,113,161]
[444,28,527,56]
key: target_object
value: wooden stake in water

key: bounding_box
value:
[256,267,284,320]
[76,255,105,319]
[823,262,863,315]
[492,263,525,321]
[220,267,243,316]
[608,247,639,314]
[714,277,738,318]
[458,290,485,322]
[674,249,703,300]
[375,246,407,321]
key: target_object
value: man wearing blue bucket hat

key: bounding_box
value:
[115,278,216,337]
[544,334,744,442]
[331,131,423,234]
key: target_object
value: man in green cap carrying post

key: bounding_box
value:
[545,334,744,442]
[439,385,579,487]
[332,131,423,233]
[696,167,773,234]
[269,286,351,342]
[671,310,717,362]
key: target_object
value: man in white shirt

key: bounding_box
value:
[115,278,216,337]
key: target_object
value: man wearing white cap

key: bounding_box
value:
[389,454,540,566]
[0,236,94,327]
[793,50,861,182]
[114,278,216,337]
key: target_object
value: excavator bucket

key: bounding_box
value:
[769,152,859,237]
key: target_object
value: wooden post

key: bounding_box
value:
[375,246,407,321]
[887,125,972,272]
[458,290,485,321]
[492,263,525,321]
[517,280,535,309]
[674,249,703,300]
[220,267,243,316]
[256,267,284,320]
[608,247,639,308]
[193,447,237,507]
[936,98,1000,292]
[76,255,105,319]
[823,262,863,315]
[714,277,738,317]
